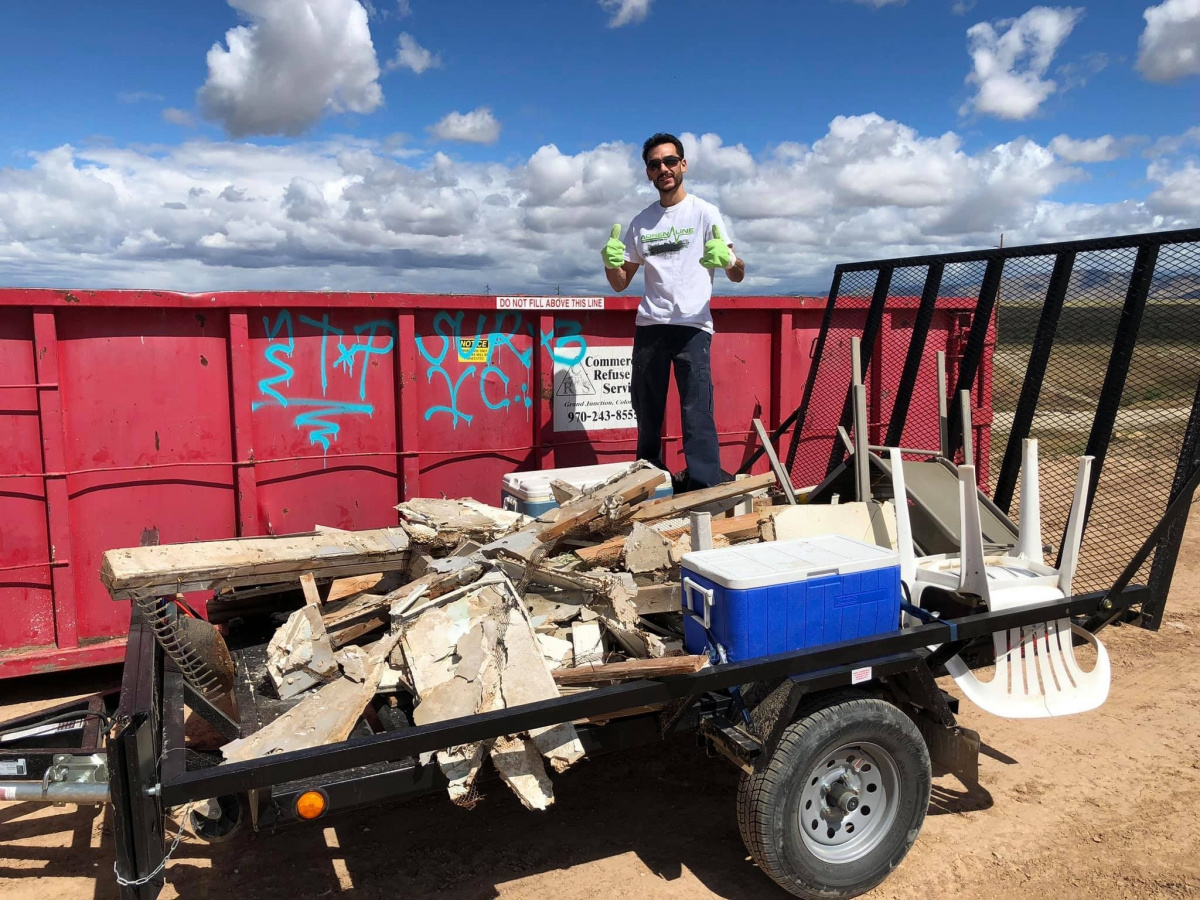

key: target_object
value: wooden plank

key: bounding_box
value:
[552,655,707,686]
[300,573,321,606]
[631,583,680,615]
[326,572,383,604]
[753,418,798,505]
[329,615,388,649]
[101,528,410,599]
[631,472,776,522]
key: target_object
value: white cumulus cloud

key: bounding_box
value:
[428,107,501,144]
[1049,134,1142,162]
[387,32,441,73]
[852,0,907,7]
[198,0,384,138]
[600,0,651,27]
[962,6,1083,120]
[0,116,1194,295]
[1137,0,1200,82]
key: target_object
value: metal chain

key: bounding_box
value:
[112,803,194,888]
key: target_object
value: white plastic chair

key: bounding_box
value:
[891,440,1111,719]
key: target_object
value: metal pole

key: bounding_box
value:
[0,781,110,805]
[851,338,871,502]
[959,389,974,466]
[937,351,949,458]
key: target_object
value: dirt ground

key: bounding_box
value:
[3,515,1199,900]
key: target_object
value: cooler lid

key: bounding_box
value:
[501,462,641,502]
[681,534,899,591]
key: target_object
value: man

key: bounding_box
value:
[601,132,745,492]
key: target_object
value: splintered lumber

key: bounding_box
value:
[574,511,765,567]
[101,528,411,600]
[631,472,776,522]
[538,466,668,541]
[322,558,484,633]
[483,463,666,563]
[221,632,402,763]
[552,655,707,686]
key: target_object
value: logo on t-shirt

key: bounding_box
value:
[640,225,694,257]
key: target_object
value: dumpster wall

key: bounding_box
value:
[0,290,989,677]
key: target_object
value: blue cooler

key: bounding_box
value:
[501,462,673,518]
[680,535,901,661]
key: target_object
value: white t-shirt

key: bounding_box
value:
[623,193,733,334]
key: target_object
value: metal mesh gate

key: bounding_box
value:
[749,228,1200,629]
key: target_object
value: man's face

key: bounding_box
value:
[645,144,686,193]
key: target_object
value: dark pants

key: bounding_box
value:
[631,324,722,491]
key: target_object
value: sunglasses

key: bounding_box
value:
[646,156,683,171]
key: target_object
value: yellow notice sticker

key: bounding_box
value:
[457,338,489,363]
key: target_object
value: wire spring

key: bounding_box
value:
[135,596,223,696]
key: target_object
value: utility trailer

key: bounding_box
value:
[3,227,1198,900]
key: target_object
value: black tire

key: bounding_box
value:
[737,692,931,900]
[187,794,247,844]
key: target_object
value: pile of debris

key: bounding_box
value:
[105,459,899,810]
[225,461,785,809]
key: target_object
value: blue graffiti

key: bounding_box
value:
[252,310,396,451]
[415,311,588,428]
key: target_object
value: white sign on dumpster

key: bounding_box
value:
[553,346,636,432]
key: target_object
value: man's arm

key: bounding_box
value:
[725,253,745,283]
[606,260,640,292]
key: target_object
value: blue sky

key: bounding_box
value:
[0,0,1196,293]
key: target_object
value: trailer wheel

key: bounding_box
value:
[737,693,931,900]
[187,794,247,844]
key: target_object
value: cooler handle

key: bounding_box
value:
[682,577,714,629]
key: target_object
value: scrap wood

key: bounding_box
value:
[482,463,666,562]
[552,655,708,686]
[322,558,485,633]
[631,471,776,522]
[221,631,402,763]
[494,559,637,607]
[574,511,764,567]
[300,572,322,606]
[631,583,679,616]
[101,527,411,600]
[550,479,582,504]
[326,572,383,604]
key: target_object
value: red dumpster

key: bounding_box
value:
[0,289,990,678]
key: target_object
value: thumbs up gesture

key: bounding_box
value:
[700,224,734,269]
[601,224,626,269]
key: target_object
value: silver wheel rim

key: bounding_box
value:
[798,741,900,864]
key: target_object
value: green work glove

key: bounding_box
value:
[601,224,626,269]
[700,224,734,269]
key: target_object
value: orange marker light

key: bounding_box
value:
[295,790,328,820]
